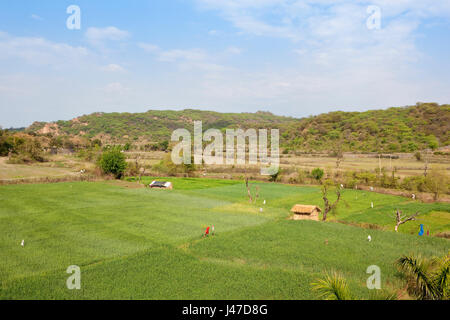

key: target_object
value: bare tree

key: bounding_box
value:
[321,182,342,221]
[334,140,343,171]
[134,154,146,183]
[254,185,260,203]
[423,150,430,177]
[394,209,419,232]
[245,177,253,203]
[139,166,146,183]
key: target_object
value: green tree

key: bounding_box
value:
[0,130,14,156]
[424,169,449,201]
[311,168,324,182]
[98,148,127,179]
[123,142,132,151]
[159,140,169,151]
[414,152,422,161]
[91,139,102,148]
[426,135,439,150]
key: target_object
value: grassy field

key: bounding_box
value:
[0,178,448,299]
[0,156,93,181]
[4,151,449,182]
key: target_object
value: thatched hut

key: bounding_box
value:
[290,205,321,221]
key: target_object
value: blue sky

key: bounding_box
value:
[1,0,450,127]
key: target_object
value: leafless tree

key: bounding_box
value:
[254,186,260,203]
[321,182,342,221]
[394,209,420,232]
[245,177,253,203]
[334,141,343,171]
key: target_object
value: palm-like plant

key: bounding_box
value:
[311,272,397,300]
[396,253,449,300]
[311,272,353,300]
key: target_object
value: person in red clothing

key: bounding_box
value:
[203,226,210,238]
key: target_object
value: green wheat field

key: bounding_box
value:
[0,178,448,299]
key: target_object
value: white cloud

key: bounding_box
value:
[31,14,43,21]
[190,0,450,114]
[139,43,207,62]
[137,43,160,53]
[102,82,130,95]
[2,1,450,128]
[101,64,126,72]
[158,48,207,62]
[0,31,89,67]
[195,0,450,41]
[85,26,130,46]
[138,43,230,75]
[225,46,242,55]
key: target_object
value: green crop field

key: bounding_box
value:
[0,178,448,299]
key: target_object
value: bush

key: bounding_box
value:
[15,139,46,163]
[152,154,196,177]
[311,168,324,182]
[269,168,281,182]
[98,148,127,179]
[400,176,427,192]
[424,169,450,200]
[355,171,377,185]
[0,130,14,156]
[344,177,358,189]
[414,152,422,161]
[297,169,309,184]
[77,146,101,162]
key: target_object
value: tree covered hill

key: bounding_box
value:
[283,103,450,153]
[26,103,450,153]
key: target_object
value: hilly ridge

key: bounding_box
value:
[27,103,450,153]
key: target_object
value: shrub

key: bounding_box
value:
[400,176,427,192]
[269,168,281,182]
[344,177,358,189]
[123,143,132,151]
[77,146,101,162]
[152,154,196,177]
[355,171,377,185]
[13,138,46,163]
[311,168,324,182]
[0,130,14,156]
[424,169,450,200]
[414,152,422,161]
[297,169,309,184]
[98,148,127,179]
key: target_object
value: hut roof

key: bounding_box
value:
[290,205,322,214]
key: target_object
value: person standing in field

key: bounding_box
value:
[211,225,215,236]
[203,226,210,238]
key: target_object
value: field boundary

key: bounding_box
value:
[0,174,112,185]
